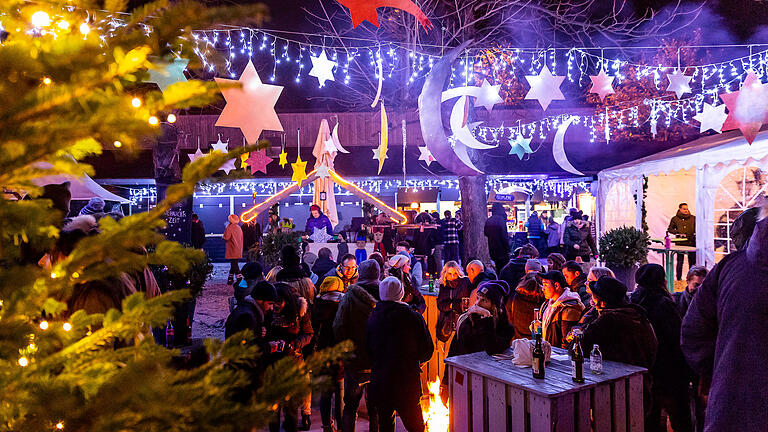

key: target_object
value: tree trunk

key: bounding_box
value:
[459,175,490,264]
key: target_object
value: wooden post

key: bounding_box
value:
[459,175,490,264]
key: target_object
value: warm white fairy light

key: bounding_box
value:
[30,11,51,28]
[18,356,28,367]
[62,322,72,331]
[148,116,159,125]
[166,113,176,123]
[39,321,49,330]
[131,97,141,108]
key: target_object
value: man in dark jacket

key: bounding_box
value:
[241,220,261,257]
[499,243,538,291]
[537,271,584,349]
[525,211,545,253]
[667,203,696,280]
[333,260,380,432]
[312,248,336,282]
[466,260,495,293]
[367,276,433,432]
[191,213,206,249]
[682,212,768,432]
[673,265,708,318]
[562,260,590,307]
[484,202,510,272]
[579,276,658,411]
[631,264,693,432]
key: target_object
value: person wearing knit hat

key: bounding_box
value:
[367,276,433,432]
[357,259,381,284]
[305,203,333,236]
[537,270,584,349]
[79,197,105,216]
[525,259,542,273]
[589,276,629,307]
[546,252,566,271]
[319,276,345,295]
[387,254,426,314]
[224,214,244,284]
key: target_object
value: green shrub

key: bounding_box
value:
[599,226,650,268]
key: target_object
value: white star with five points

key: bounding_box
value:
[309,50,337,87]
[418,146,436,166]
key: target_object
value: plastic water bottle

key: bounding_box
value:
[590,344,603,374]
[664,231,672,249]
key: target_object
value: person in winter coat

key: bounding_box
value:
[333,260,381,432]
[499,243,539,292]
[442,210,462,265]
[312,248,336,282]
[312,276,346,432]
[190,213,206,249]
[435,261,472,343]
[241,219,261,258]
[682,210,768,432]
[484,203,510,271]
[525,211,546,253]
[268,282,314,432]
[562,213,597,261]
[673,266,708,318]
[322,254,358,289]
[387,254,426,314]
[277,246,316,305]
[578,276,658,413]
[305,204,333,235]
[79,196,105,216]
[562,261,590,307]
[546,252,566,271]
[544,217,561,256]
[667,203,696,280]
[631,264,693,432]
[223,214,244,284]
[537,271,584,349]
[367,277,434,432]
[506,269,545,340]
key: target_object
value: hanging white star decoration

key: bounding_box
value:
[145,57,189,93]
[315,164,330,179]
[372,144,388,165]
[211,138,237,174]
[418,146,436,166]
[524,66,566,110]
[694,103,729,133]
[309,226,333,243]
[588,70,615,101]
[475,79,504,111]
[309,50,337,87]
[187,146,205,163]
[508,135,534,160]
[667,69,692,99]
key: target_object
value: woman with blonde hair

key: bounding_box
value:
[435,261,471,343]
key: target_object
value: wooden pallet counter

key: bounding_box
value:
[445,347,647,432]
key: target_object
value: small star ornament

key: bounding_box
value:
[589,70,615,101]
[667,69,692,99]
[525,66,565,110]
[315,164,330,178]
[720,71,768,144]
[146,57,188,93]
[278,149,289,168]
[291,155,308,183]
[244,150,273,174]
[187,146,205,163]
[215,61,284,144]
[211,139,236,174]
[693,102,728,133]
[418,146,436,166]
[475,79,503,112]
[372,144,388,165]
[508,135,533,160]
[309,226,333,243]
[219,159,236,175]
[309,50,337,87]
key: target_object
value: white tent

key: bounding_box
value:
[597,129,768,268]
[33,173,129,203]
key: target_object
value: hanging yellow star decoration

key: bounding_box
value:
[291,155,308,183]
[279,149,289,168]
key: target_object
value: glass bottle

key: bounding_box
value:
[532,333,545,379]
[590,344,603,374]
[165,320,175,348]
[531,308,542,340]
[571,335,585,383]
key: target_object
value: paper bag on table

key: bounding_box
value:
[511,338,552,366]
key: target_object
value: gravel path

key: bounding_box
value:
[192,263,232,341]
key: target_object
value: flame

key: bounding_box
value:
[422,379,449,432]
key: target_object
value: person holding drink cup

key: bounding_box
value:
[436,261,473,344]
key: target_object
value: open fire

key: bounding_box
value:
[422,379,449,432]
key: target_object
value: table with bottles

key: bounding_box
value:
[444,345,647,432]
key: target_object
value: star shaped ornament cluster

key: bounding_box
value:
[667,69,692,99]
[720,71,768,144]
[525,66,565,110]
[145,57,189,93]
[309,227,333,243]
[693,103,728,133]
[309,51,337,87]
[589,70,615,101]
[215,61,284,144]
[508,135,533,160]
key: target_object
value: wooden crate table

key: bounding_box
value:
[445,347,647,432]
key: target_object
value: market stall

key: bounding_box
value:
[597,129,768,267]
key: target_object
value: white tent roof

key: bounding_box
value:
[33,173,130,203]
[599,129,768,181]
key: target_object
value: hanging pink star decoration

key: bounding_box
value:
[335,0,433,31]
[244,150,273,174]
[588,70,615,102]
[215,61,284,144]
[720,71,768,144]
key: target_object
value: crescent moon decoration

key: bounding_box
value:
[335,0,433,32]
[418,40,484,176]
[371,59,383,108]
[331,123,350,154]
[553,117,585,175]
[449,96,496,150]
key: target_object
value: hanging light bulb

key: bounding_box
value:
[42,77,52,85]
[131,97,141,108]
[148,116,159,125]
[62,322,71,331]
[18,356,28,367]
[113,140,122,148]
[166,113,176,123]
[79,22,89,35]
[31,11,51,28]
[56,421,64,430]
[39,320,49,330]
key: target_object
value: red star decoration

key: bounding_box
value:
[335,0,432,31]
[720,71,768,144]
[244,150,273,174]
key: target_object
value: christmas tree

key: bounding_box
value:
[0,1,348,429]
